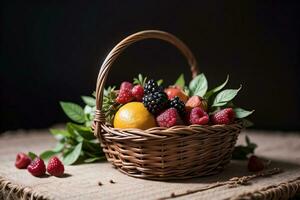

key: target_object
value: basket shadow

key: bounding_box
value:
[163,158,300,184]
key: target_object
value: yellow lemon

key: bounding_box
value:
[114,102,156,130]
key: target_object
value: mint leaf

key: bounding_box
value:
[40,150,58,162]
[63,143,82,165]
[204,75,229,99]
[53,142,64,152]
[60,102,85,123]
[242,119,254,127]
[189,73,208,97]
[28,152,37,160]
[67,122,94,140]
[81,96,96,107]
[50,129,72,138]
[157,79,163,86]
[174,73,185,88]
[84,157,105,163]
[212,86,242,107]
[234,107,254,118]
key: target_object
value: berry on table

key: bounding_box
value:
[142,91,168,115]
[248,155,264,172]
[211,108,235,125]
[188,107,209,125]
[132,85,144,102]
[169,96,186,117]
[156,108,183,128]
[15,153,31,169]
[47,156,65,177]
[27,157,46,177]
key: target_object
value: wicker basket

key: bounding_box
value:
[93,30,243,180]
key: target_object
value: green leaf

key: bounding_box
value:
[63,143,82,165]
[28,152,37,160]
[60,102,85,123]
[232,135,257,160]
[40,150,58,162]
[212,86,242,107]
[189,73,208,97]
[174,73,185,88]
[242,119,254,127]
[84,156,106,163]
[67,123,94,140]
[204,75,229,99]
[53,142,64,152]
[157,79,163,86]
[81,96,96,107]
[234,107,254,118]
[50,129,72,138]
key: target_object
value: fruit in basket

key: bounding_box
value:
[185,96,208,112]
[47,156,65,177]
[27,157,46,177]
[169,96,186,117]
[114,102,156,129]
[156,108,183,128]
[142,91,169,115]
[132,85,144,102]
[165,86,189,103]
[144,79,163,94]
[116,82,134,104]
[188,107,209,125]
[15,153,31,169]
[211,108,235,125]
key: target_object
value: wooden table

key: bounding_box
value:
[0,129,300,200]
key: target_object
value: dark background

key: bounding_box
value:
[1,1,300,132]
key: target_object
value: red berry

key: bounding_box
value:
[120,81,133,90]
[248,155,264,172]
[132,85,144,101]
[116,82,134,104]
[156,108,183,128]
[47,156,65,177]
[15,153,31,169]
[188,107,209,125]
[211,108,235,125]
[27,158,46,177]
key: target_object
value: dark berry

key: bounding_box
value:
[142,91,168,115]
[144,79,163,94]
[169,96,186,117]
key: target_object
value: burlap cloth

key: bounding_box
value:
[0,129,299,200]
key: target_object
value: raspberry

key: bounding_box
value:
[27,157,46,177]
[47,156,65,177]
[15,153,31,169]
[116,82,134,104]
[156,108,183,128]
[120,81,133,90]
[248,155,264,172]
[211,108,235,125]
[188,107,209,125]
[132,85,144,102]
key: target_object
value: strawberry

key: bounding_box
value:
[188,107,209,125]
[47,156,64,177]
[116,81,134,104]
[248,155,264,172]
[15,153,31,169]
[132,85,144,101]
[156,108,183,128]
[211,108,235,125]
[27,157,46,177]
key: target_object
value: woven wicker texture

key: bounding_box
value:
[1,130,300,200]
[93,30,243,179]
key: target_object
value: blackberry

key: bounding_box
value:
[169,96,186,116]
[142,91,168,115]
[144,79,163,94]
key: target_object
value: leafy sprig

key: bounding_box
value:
[232,135,258,160]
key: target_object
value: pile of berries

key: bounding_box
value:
[114,78,236,128]
[15,153,65,177]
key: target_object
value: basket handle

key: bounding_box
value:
[94,30,198,134]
